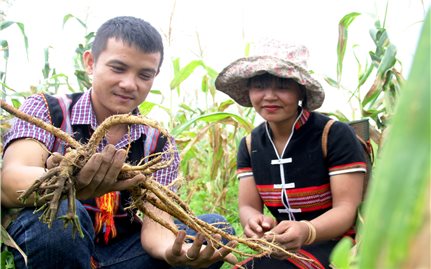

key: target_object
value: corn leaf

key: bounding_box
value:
[361,44,397,108]
[330,237,353,269]
[357,8,430,268]
[170,60,204,89]
[323,76,339,88]
[1,225,27,265]
[1,40,8,60]
[171,112,253,137]
[139,101,170,117]
[203,65,218,79]
[62,14,87,29]
[337,12,361,83]
[218,99,235,112]
[0,21,29,60]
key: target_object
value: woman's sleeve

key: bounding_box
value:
[326,121,367,176]
[236,136,253,180]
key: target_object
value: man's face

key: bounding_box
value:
[84,38,161,122]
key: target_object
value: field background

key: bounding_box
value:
[1,1,430,268]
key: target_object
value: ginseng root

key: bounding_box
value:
[1,99,313,266]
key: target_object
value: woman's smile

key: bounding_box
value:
[262,105,281,113]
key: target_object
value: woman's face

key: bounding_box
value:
[248,75,302,125]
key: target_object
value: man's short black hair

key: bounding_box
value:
[92,16,164,71]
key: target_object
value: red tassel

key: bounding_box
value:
[90,256,98,269]
[94,191,119,244]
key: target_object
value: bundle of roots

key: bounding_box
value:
[1,99,311,266]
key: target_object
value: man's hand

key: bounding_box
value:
[45,152,63,169]
[74,144,143,200]
[165,230,238,268]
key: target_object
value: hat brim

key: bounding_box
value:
[215,56,325,111]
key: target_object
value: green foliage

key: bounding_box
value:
[330,7,430,269]
[1,5,429,269]
[337,12,361,83]
[0,20,29,103]
[1,224,24,268]
[0,20,28,60]
[330,238,354,269]
[356,8,430,268]
[326,9,405,147]
[1,249,15,269]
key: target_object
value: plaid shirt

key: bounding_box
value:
[3,90,180,186]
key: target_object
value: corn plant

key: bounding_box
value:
[1,6,429,269]
[330,8,430,268]
[63,14,94,91]
[0,20,32,108]
[166,56,255,217]
[324,9,405,149]
[164,58,258,266]
[0,14,91,106]
[37,14,93,95]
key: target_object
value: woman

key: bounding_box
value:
[215,40,366,268]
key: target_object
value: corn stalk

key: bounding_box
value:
[330,8,430,269]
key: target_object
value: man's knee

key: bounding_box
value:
[6,199,95,268]
[199,213,236,235]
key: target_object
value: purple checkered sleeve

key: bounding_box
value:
[153,136,180,187]
[3,94,55,151]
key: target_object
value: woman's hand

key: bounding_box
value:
[263,220,309,258]
[165,230,238,268]
[244,214,277,238]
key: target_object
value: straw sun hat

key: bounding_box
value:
[215,39,325,111]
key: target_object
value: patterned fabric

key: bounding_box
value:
[257,183,332,213]
[287,249,325,269]
[42,93,74,153]
[236,167,253,179]
[215,39,325,111]
[94,192,120,244]
[233,245,329,269]
[328,162,367,176]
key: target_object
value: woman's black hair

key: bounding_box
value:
[246,73,308,107]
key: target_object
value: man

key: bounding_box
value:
[2,16,236,268]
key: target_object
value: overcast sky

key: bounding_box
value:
[1,0,429,117]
